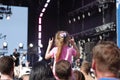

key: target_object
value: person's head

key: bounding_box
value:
[29,60,55,80]
[80,60,91,75]
[21,74,30,80]
[73,70,85,80]
[55,31,70,47]
[0,56,14,75]
[92,41,120,76]
[20,67,30,80]
[14,48,17,52]
[55,60,72,80]
[75,58,81,67]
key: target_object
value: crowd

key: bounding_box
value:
[0,30,120,80]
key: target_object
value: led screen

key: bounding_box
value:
[0,5,28,56]
[117,0,120,48]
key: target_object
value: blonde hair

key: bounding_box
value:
[55,31,70,61]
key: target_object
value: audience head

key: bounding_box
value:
[92,41,120,77]
[55,31,70,46]
[20,74,30,80]
[80,60,91,75]
[55,60,72,80]
[73,70,85,80]
[29,60,55,80]
[20,67,31,80]
[14,48,17,52]
[75,58,81,68]
[0,56,14,75]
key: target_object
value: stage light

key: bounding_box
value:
[39,18,41,24]
[39,25,42,31]
[82,40,86,43]
[82,14,85,19]
[73,18,76,22]
[39,43,43,48]
[3,42,8,49]
[99,35,102,40]
[38,32,41,39]
[88,12,91,16]
[87,38,90,42]
[47,0,50,3]
[98,7,102,12]
[69,19,71,24]
[42,8,46,12]
[19,43,24,49]
[77,16,80,20]
[29,43,33,48]
[44,3,48,7]
[40,13,43,17]
[6,14,11,20]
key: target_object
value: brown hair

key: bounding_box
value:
[55,60,72,80]
[0,56,14,75]
[73,70,85,80]
[55,31,70,61]
[92,41,120,74]
[81,61,91,75]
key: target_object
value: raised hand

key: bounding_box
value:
[48,38,54,46]
[45,37,54,59]
[70,37,75,45]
